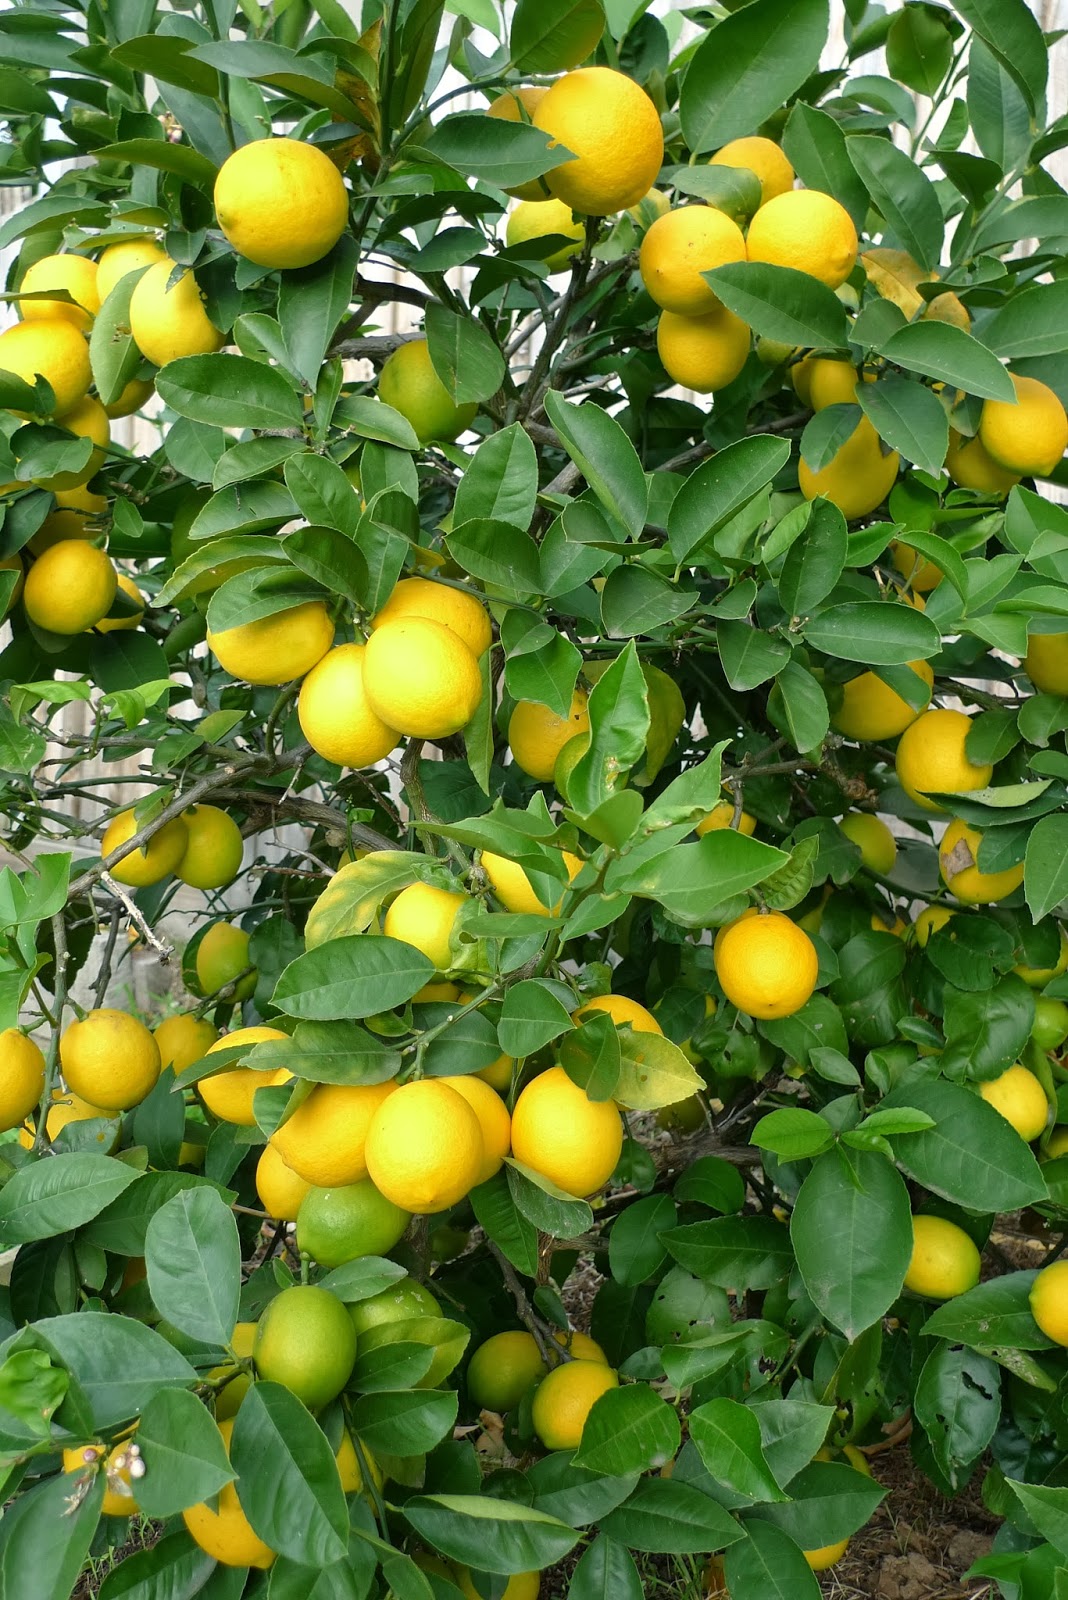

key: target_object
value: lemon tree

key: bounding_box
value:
[2,1,1068,1596]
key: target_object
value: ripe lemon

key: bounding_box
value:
[0,1030,45,1131]
[32,393,109,491]
[895,709,992,812]
[298,643,400,768]
[60,1008,161,1112]
[574,993,662,1035]
[183,1419,275,1569]
[940,818,1023,905]
[482,849,582,915]
[19,1088,118,1151]
[255,1142,311,1222]
[746,189,858,289]
[200,1027,291,1126]
[1025,631,1068,697]
[457,1572,540,1600]
[378,338,477,444]
[363,616,482,739]
[348,1277,441,1340]
[979,374,1068,478]
[414,982,460,1002]
[100,806,188,888]
[0,318,91,416]
[978,1063,1048,1141]
[531,1359,619,1450]
[1030,1260,1068,1345]
[804,1540,850,1572]
[270,1080,397,1186]
[639,205,747,316]
[807,358,861,410]
[555,1330,607,1363]
[383,882,467,969]
[799,415,899,519]
[714,910,818,1020]
[467,1330,549,1411]
[1046,1125,1068,1159]
[904,1214,981,1299]
[175,805,243,891]
[914,905,954,947]
[534,66,664,215]
[63,1439,139,1518]
[296,1178,410,1268]
[207,600,334,686]
[210,1321,256,1421]
[129,260,224,367]
[105,375,155,419]
[214,138,349,270]
[488,86,551,200]
[373,576,491,659]
[945,430,1019,496]
[890,540,943,593]
[96,574,145,634]
[478,1051,515,1092]
[506,198,584,272]
[29,508,95,553]
[1016,925,1068,987]
[96,238,168,302]
[510,1065,623,1197]
[695,799,757,836]
[440,1074,511,1184]
[153,1012,218,1074]
[656,304,751,393]
[254,1284,356,1409]
[21,253,99,331]
[335,1432,382,1495]
[365,1078,485,1213]
[839,812,897,875]
[710,136,794,207]
[196,922,257,1001]
[23,540,116,634]
[509,688,590,782]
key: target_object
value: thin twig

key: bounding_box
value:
[100,873,174,962]
[92,902,122,1010]
[485,1238,561,1366]
[33,911,69,1154]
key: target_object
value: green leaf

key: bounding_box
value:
[96,1532,215,1600]
[230,1382,348,1565]
[0,1154,139,1246]
[876,322,1016,403]
[857,374,949,480]
[425,303,505,406]
[615,1031,703,1112]
[497,980,574,1058]
[983,282,1068,360]
[349,1388,459,1455]
[600,1477,745,1554]
[156,354,303,429]
[914,1344,1000,1488]
[543,391,648,538]
[1025,813,1068,922]
[447,519,541,594]
[454,424,538,529]
[95,138,219,189]
[510,0,604,70]
[882,1077,1047,1211]
[318,1256,408,1302]
[89,271,144,408]
[769,663,830,756]
[567,1535,645,1600]
[608,1193,677,1287]
[111,33,220,95]
[284,454,361,537]
[941,976,1035,1079]
[279,236,359,388]
[609,833,790,927]
[679,0,830,155]
[573,1384,681,1476]
[953,0,1048,112]
[782,102,869,229]
[751,1459,885,1546]
[923,1270,1052,1350]
[724,1520,820,1600]
[145,1185,240,1348]
[1007,1481,1068,1556]
[751,1107,834,1162]
[273,935,435,1020]
[505,1160,593,1239]
[469,1171,539,1276]
[599,566,697,637]
[887,5,954,95]
[669,436,790,564]
[0,1470,103,1600]
[704,263,850,350]
[754,1399,838,1491]
[689,1398,789,1503]
[801,601,940,664]
[403,1495,580,1574]
[283,526,368,607]
[423,114,572,188]
[846,135,944,272]
[29,1313,196,1428]
[135,1388,236,1519]
[673,1157,746,1214]
[718,621,792,692]
[527,1455,639,1526]
[568,641,649,815]
[800,404,859,474]
[662,1216,793,1290]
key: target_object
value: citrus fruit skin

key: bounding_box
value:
[175,805,243,890]
[207,601,334,686]
[978,1063,1048,1141]
[363,616,482,739]
[1030,1260,1068,1345]
[467,1330,548,1411]
[200,1027,291,1126]
[196,922,257,1002]
[336,1432,382,1495]
[979,374,1068,478]
[349,1278,440,1340]
[96,238,168,302]
[101,803,187,894]
[0,1031,46,1132]
[270,1080,397,1186]
[656,304,751,393]
[378,338,477,443]
[890,541,943,593]
[457,1571,540,1600]
[488,86,551,200]
[1016,926,1068,987]
[574,993,663,1035]
[506,198,584,272]
[807,358,860,410]
[831,661,934,743]
[60,1008,161,1112]
[29,508,96,553]
[440,1074,511,1184]
[183,1419,275,1569]
[534,67,664,216]
[1045,1126,1068,1160]
[554,1330,607,1363]
[255,1142,311,1222]
[839,812,897,875]
[366,1078,485,1213]
[383,882,467,970]
[510,1065,623,1197]
[639,205,747,316]
[373,576,491,659]
[129,260,224,367]
[746,189,858,289]
[21,253,99,331]
[695,800,756,837]
[710,136,794,207]
[213,138,349,269]
[804,1539,850,1572]
[296,1178,409,1267]
[895,709,993,812]
[20,1089,118,1151]
[914,905,954,947]
[210,1321,256,1421]
[531,1359,619,1450]
[297,642,400,770]
[33,393,109,489]
[23,540,117,634]
[1025,632,1068,697]
[904,1214,981,1299]
[798,416,899,519]
[1033,1000,1068,1058]
[714,910,819,1021]
[0,317,91,416]
[945,430,1019,495]
[153,1012,218,1075]
[254,1285,357,1410]
[105,375,155,419]
[482,849,582,915]
[509,689,590,782]
[63,1440,139,1518]
[939,818,1024,905]
[96,574,145,634]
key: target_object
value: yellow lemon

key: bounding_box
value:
[363,616,482,739]
[481,849,582,915]
[63,1439,140,1518]
[0,1030,46,1132]
[488,86,551,200]
[939,818,1023,905]
[695,799,756,837]
[945,430,1019,496]
[335,1432,382,1495]
[153,1012,219,1075]
[746,189,858,289]
[255,1142,312,1221]
[509,688,590,783]
[270,1080,397,1186]
[96,238,168,302]
[978,1063,1048,1141]
[175,805,244,890]
[1046,1126,1068,1160]
[531,1359,619,1450]
[383,882,468,970]
[1016,925,1068,987]
[457,1571,540,1600]
[533,66,664,215]
[839,812,897,875]
[29,508,96,553]
[714,910,818,1020]
[895,709,992,812]
[1030,1260,1068,1345]
[183,1420,275,1568]
[804,1539,850,1572]
[19,1089,118,1151]
[95,574,145,634]
[373,576,492,659]
[807,358,861,410]
[296,1178,410,1268]
[60,1008,161,1112]
[210,1321,256,1421]
[440,1074,511,1184]
[638,205,747,315]
[574,993,662,1035]
[207,601,334,685]
[1026,632,1068,697]
[890,540,943,593]
[297,642,400,768]
[23,539,116,634]
[129,260,224,367]
[710,136,794,207]
[799,415,899,519]
[506,198,584,273]
[510,1065,623,1197]
[467,1331,549,1412]
[979,374,1068,478]
[105,375,155,419]
[100,806,188,888]
[914,905,954,947]
[214,138,349,269]
[20,253,99,331]
[200,1027,291,1126]
[378,338,477,443]
[32,394,109,490]
[195,922,257,1001]
[656,304,751,393]
[904,1214,981,1299]
[365,1078,485,1213]
[0,317,91,417]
